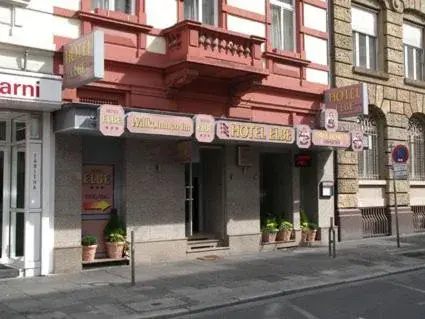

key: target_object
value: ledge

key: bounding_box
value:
[264,50,310,66]
[358,179,387,186]
[77,10,152,33]
[352,66,390,80]
[404,78,425,89]
[410,180,425,186]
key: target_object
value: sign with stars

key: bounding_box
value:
[98,104,125,137]
[82,165,114,214]
[193,114,215,143]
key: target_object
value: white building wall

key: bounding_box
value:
[227,0,265,15]
[146,0,177,29]
[227,15,265,38]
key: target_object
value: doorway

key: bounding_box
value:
[185,147,224,240]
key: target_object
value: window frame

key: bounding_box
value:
[270,0,296,52]
[351,5,378,70]
[184,0,219,26]
[91,0,136,15]
[408,116,425,181]
[403,22,424,81]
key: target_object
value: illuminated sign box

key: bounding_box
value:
[63,30,104,89]
[324,83,368,118]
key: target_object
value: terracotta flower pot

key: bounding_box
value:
[301,230,309,243]
[307,229,317,242]
[262,231,277,243]
[106,242,125,259]
[276,229,292,242]
[82,245,97,262]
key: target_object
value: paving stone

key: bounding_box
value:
[127,297,187,312]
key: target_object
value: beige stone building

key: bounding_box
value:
[332,0,425,239]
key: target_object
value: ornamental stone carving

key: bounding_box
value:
[391,0,404,13]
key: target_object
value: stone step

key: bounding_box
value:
[186,246,230,259]
[0,264,20,279]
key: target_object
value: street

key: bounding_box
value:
[176,269,425,319]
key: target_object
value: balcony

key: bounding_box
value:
[162,20,268,97]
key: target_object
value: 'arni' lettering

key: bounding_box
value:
[0,80,40,98]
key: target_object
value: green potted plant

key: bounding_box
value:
[300,210,310,243]
[104,208,126,259]
[308,222,319,242]
[105,231,126,259]
[261,217,279,243]
[82,235,97,262]
[277,220,293,242]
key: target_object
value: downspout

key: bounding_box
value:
[327,0,341,241]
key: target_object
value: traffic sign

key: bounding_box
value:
[393,163,408,180]
[392,144,409,163]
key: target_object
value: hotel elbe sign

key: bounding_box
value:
[324,83,368,118]
[63,30,105,89]
[97,104,125,137]
[216,120,295,144]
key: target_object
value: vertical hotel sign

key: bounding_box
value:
[63,30,105,89]
[324,83,368,118]
[82,165,114,214]
[29,143,42,209]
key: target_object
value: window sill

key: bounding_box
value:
[352,66,390,81]
[264,50,310,66]
[358,179,387,186]
[404,78,425,89]
[77,9,152,33]
[410,180,425,186]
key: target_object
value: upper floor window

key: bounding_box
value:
[91,0,134,14]
[403,23,424,81]
[184,0,218,26]
[351,6,377,70]
[270,0,295,51]
[409,116,425,180]
[358,108,384,180]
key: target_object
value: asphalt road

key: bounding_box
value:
[175,269,425,319]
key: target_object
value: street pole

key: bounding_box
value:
[392,167,401,248]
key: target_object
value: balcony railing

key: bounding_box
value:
[162,20,266,77]
[361,207,391,238]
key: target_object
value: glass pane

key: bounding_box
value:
[358,33,367,68]
[416,48,423,80]
[91,0,108,10]
[184,0,198,21]
[271,5,282,50]
[353,32,357,66]
[0,122,6,141]
[278,0,293,4]
[115,0,131,14]
[369,36,377,70]
[16,151,25,209]
[14,122,25,142]
[407,46,415,78]
[283,9,294,51]
[15,212,24,257]
[202,0,215,25]
[30,116,42,140]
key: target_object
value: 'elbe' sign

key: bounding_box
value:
[324,83,368,118]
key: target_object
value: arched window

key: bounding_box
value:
[408,116,425,180]
[358,108,384,179]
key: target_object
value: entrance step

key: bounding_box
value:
[187,239,221,250]
[0,264,20,279]
[186,246,230,259]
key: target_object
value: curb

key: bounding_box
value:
[141,264,425,319]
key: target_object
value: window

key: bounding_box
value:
[409,116,425,180]
[351,6,378,70]
[184,0,218,26]
[358,110,383,179]
[403,23,424,81]
[91,0,134,14]
[270,0,295,51]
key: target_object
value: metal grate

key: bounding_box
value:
[358,113,380,180]
[79,97,120,105]
[361,207,390,238]
[409,116,425,180]
[412,206,425,232]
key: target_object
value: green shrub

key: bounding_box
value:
[107,232,125,243]
[280,220,293,230]
[82,235,97,246]
[104,209,126,239]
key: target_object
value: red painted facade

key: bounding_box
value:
[53,0,328,127]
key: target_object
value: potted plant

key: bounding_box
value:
[261,218,279,243]
[82,235,97,262]
[300,210,310,243]
[308,222,319,242]
[104,208,126,259]
[277,220,293,242]
[105,231,126,259]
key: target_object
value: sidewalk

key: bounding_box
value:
[2,234,425,319]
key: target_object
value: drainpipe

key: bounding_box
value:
[23,49,29,71]
[327,0,341,241]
